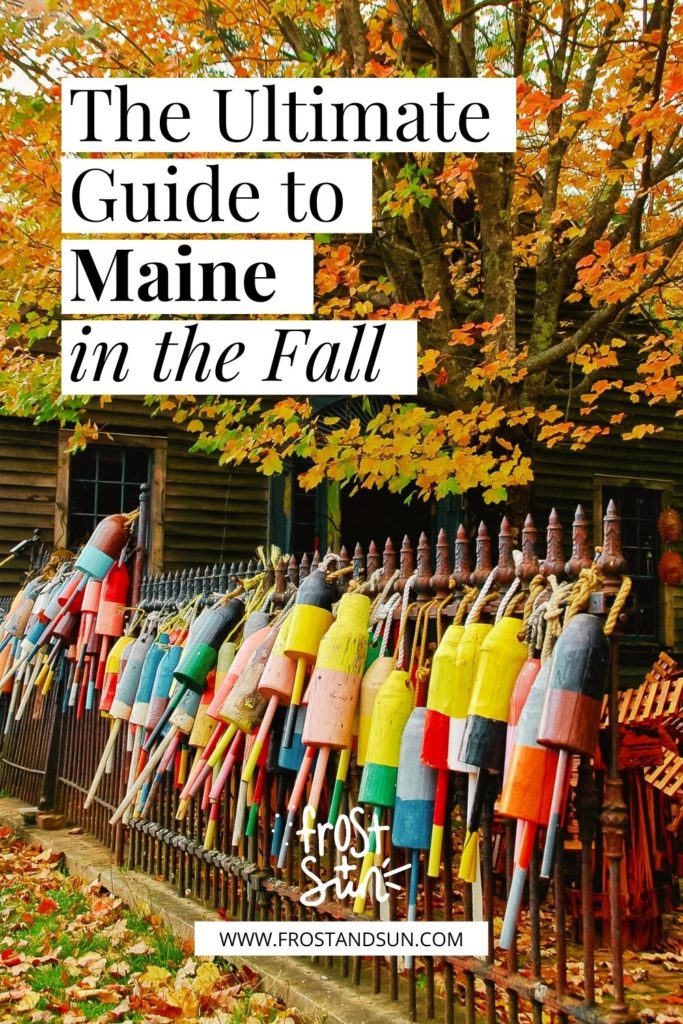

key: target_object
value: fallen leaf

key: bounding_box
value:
[37,897,58,914]
[126,940,153,955]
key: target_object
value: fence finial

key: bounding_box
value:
[541,508,565,579]
[495,515,516,586]
[519,513,540,583]
[452,523,471,587]
[430,528,451,598]
[471,521,491,587]
[596,499,628,582]
[566,504,593,578]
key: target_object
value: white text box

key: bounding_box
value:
[61,319,417,396]
[61,158,372,234]
[61,239,313,314]
[62,78,516,153]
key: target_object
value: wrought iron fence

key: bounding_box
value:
[0,500,647,1024]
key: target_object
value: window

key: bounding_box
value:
[601,485,661,643]
[67,445,151,549]
[56,431,167,573]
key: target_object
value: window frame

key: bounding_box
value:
[593,474,674,648]
[55,430,166,574]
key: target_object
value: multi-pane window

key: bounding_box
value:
[603,486,660,643]
[67,445,151,549]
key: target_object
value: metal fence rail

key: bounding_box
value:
[0,502,644,1024]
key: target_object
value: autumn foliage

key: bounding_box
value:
[0,0,682,501]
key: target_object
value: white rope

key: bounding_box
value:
[378,593,401,656]
[495,576,521,623]
[465,568,497,625]
[370,569,400,625]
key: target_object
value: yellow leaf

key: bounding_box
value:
[138,964,171,987]
[192,961,221,995]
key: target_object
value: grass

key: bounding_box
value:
[0,829,294,1024]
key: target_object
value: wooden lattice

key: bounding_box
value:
[645,750,683,799]
[601,651,682,727]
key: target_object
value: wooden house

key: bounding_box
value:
[1,348,681,680]
[0,397,267,593]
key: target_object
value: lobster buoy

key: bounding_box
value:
[0,577,43,643]
[128,637,169,731]
[94,562,130,694]
[241,612,295,783]
[95,562,129,638]
[458,617,527,886]
[188,669,218,750]
[0,514,132,695]
[207,627,279,836]
[122,635,170,819]
[178,622,268,806]
[277,594,371,868]
[207,624,260,719]
[244,610,270,637]
[75,513,131,581]
[459,618,528,772]
[498,659,557,948]
[326,650,394,827]
[113,683,203,824]
[85,631,154,809]
[218,626,277,736]
[423,624,465,769]
[359,669,414,809]
[214,638,236,692]
[143,644,183,734]
[99,635,134,714]
[503,657,541,784]
[76,578,102,714]
[145,598,245,755]
[537,613,609,877]
[421,623,464,876]
[446,623,492,772]
[174,600,245,694]
[395,707,438,850]
[281,570,336,749]
[537,613,609,756]
[393,706,437,967]
[109,633,155,722]
[303,593,371,752]
[356,657,395,768]
[353,670,414,913]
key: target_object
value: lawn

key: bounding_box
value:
[0,828,298,1024]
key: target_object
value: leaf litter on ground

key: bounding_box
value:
[0,827,301,1024]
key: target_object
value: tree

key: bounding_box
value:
[0,0,681,503]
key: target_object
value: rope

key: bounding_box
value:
[408,601,429,678]
[454,586,477,626]
[564,565,602,625]
[604,576,632,637]
[435,585,455,644]
[504,591,527,617]
[395,574,418,670]
[465,568,498,625]
[370,569,400,625]
[518,573,547,640]
[376,592,401,656]
[541,578,574,662]
[413,600,436,708]
[495,577,521,623]
[527,600,548,656]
